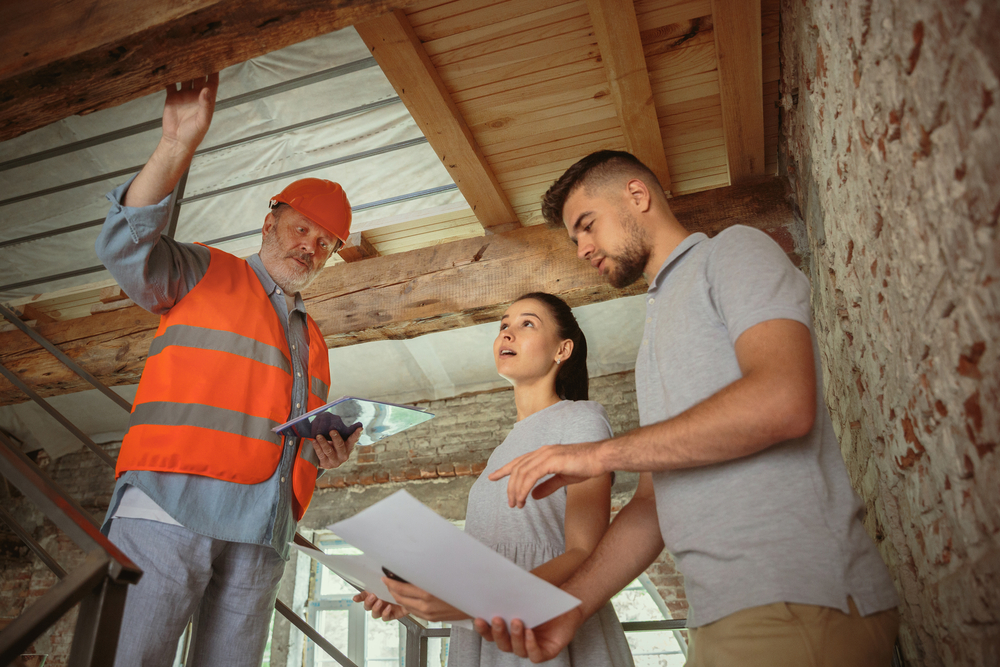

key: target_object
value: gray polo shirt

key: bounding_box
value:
[635,225,898,627]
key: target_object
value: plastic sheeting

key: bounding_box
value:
[0,27,461,300]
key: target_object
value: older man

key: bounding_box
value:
[96,75,360,667]
[481,151,900,666]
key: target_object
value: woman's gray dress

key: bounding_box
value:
[447,400,635,667]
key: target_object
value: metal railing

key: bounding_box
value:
[0,431,142,666]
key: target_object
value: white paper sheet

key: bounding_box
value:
[292,544,475,630]
[326,490,581,628]
[289,545,396,603]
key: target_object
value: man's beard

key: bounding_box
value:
[260,229,321,294]
[606,210,651,288]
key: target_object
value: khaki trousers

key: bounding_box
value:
[685,598,899,667]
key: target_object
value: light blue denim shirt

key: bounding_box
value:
[97,176,313,560]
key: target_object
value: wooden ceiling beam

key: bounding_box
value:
[336,232,380,263]
[711,0,766,183]
[0,0,416,142]
[0,177,792,406]
[355,10,519,232]
[586,0,673,193]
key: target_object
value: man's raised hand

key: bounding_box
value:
[161,74,219,156]
[488,441,607,509]
[124,73,220,207]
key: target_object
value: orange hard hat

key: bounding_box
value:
[270,178,352,242]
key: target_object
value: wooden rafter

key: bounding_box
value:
[586,0,672,193]
[336,232,380,263]
[355,9,519,231]
[0,0,420,142]
[0,178,792,406]
[711,0,766,182]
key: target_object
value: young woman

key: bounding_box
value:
[356,292,634,666]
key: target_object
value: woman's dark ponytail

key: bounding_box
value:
[515,292,589,401]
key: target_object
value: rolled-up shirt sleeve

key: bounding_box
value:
[96,176,211,314]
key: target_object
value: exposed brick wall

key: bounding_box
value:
[779,0,999,665]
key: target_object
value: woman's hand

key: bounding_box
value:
[353,591,407,622]
[383,579,470,622]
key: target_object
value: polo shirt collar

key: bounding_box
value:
[646,232,708,293]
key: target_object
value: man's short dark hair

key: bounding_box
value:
[540,150,664,226]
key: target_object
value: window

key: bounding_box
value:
[612,574,687,666]
[305,538,407,667]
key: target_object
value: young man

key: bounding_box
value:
[96,74,361,666]
[479,151,900,666]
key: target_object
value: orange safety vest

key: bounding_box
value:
[117,247,331,520]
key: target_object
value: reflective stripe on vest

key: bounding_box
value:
[117,247,331,521]
[149,324,292,374]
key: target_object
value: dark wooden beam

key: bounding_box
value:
[336,232,379,263]
[0,178,792,405]
[0,0,415,142]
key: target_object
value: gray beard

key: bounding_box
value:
[607,210,652,288]
[260,231,320,294]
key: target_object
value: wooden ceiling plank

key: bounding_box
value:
[640,19,716,60]
[451,54,602,105]
[634,0,712,31]
[658,93,723,121]
[665,134,725,157]
[459,71,609,123]
[645,42,718,82]
[367,215,483,242]
[426,8,591,67]
[409,0,570,39]
[490,131,625,172]
[472,99,619,147]
[586,0,673,193]
[0,0,418,142]
[651,77,720,107]
[671,170,730,194]
[436,30,598,86]
[355,9,519,231]
[0,177,793,406]
[421,3,587,57]
[711,0,765,183]
[481,116,621,157]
